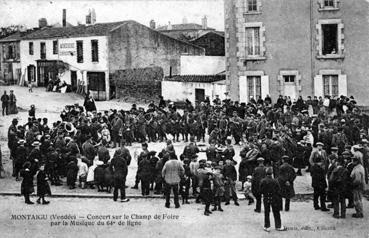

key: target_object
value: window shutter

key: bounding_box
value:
[260,24,266,56]
[261,75,269,99]
[239,76,248,103]
[314,75,323,97]
[257,0,262,12]
[338,74,347,96]
[338,22,344,54]
[316,23,322,56]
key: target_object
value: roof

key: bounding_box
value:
[190,30,225,42]
[0,32,23,42]
[157,23,215,31]
[164,75,225,83]
[22,21,132,40]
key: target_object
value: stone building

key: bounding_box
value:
[20,20,204,100]
[0,32,22,84]
[190,31,225,56]
[225,0,369,105]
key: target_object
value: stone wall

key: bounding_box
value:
[113,67,163,102]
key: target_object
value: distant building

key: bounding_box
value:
[157,16,215,42]
[0,32,26,84]
[20,20,204,100]
[190,31,225,56]
[225,0,369,105]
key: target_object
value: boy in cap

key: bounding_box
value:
[244,175,255,205]
[260,167,286,232]
[212,165,225,212]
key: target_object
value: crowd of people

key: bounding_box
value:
[4,92,369,232]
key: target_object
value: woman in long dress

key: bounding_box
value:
[8,90,17,114]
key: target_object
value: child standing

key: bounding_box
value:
[212,166,225,212]
[180,158,191,204]
[36,164,51,204]
[244,175,256,205]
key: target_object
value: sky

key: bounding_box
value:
[0,0,224,30]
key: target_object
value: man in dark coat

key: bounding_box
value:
[277,156,296,211]
[132,143,149,189]
[110,149,130,202]
[14,140,27,180]
[329,157,348,218]
[20,161,35,204]
[137,152,153,196]
[1,90,9,116]
[222,158,239,206]
[310,162,329,211]
[260,167,286,232]
[252,157,266,213]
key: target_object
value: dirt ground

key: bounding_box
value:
[0,196,368,238]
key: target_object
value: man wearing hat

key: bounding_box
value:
[350,156,365,218]
[162,152,184,208]
[260,167,286,232]
[252,157,266,213]
[132,143,149,189]
[110,147,130,203]
[1,90,9,116]
[14,140,27,181]
[329,157,349,218]
[278,156,296,212]
[309,142,328,170]
[361,139,369,184]
[8,118,18,172]
[28,141,42,175]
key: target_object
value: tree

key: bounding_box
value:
[0,25,24,39]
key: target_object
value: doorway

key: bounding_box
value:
[283,75,297,101]
[71,71,77,92]
[195,88,205,103]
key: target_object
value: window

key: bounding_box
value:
[91,40,99,62]
[40,42,46,59]
[29,42,34,55]
[247,76,261,100]
[246,27,260,56]
[76,40,83,63]
[7,45,14,59]
[247,0,258,11]
[53,40,58,55]
[319,0,339,9]
[322,24,338,55]
[323,75,339,97]
[324,0,334,7]
[283,75,295,83]
[316,19,344,58]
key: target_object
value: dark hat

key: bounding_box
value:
[331,147,338,151]
[266,167,273,175]
[199,159,206,164]
[148,151,157,156]
[342,151,351,156]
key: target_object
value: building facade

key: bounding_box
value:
[0,33,22,84]
[20,20,204,100]
[190,31,225,56]
[225,0,369,105]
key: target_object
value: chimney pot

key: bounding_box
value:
[62,9,66,27]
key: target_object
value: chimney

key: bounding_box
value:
[167,21,172,30]
[38,18,48,28]
[201,16,207,30]
[62,9,66,27]
[149,20,156,29]
[91,8,96,24]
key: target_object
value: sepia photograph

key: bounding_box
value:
[0,0,368,237]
